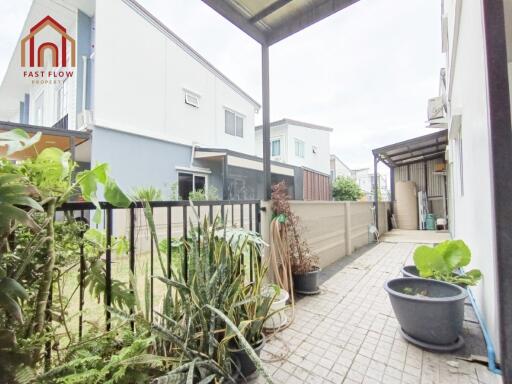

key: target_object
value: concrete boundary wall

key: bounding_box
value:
[261,201,390,268]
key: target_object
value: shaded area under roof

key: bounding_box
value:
[0,121,90,160]
[201,0,359,45]
[372,130,448,168]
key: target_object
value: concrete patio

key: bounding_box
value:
[257,239,502,384]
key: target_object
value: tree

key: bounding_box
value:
[332,176,364,201]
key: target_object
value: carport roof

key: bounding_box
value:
[372,129,448,168]
[201,0,359,45]
[0,121,90,160]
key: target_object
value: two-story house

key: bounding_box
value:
[0,0,310,200]
[254,119,332,175]
[330,154,352,181]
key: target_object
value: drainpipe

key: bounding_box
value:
[81,55,88,128]
[466,287,502,375]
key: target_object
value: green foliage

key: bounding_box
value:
[0,128,41,156]
[188,187,219,201]
[0,173,42,233]
[413,240,482,286]
[0,277,28,323]
[40,331,165,384]
[332,176,364,201]
[132,186,163,202]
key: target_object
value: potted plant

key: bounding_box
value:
[402,240,482,286]
[225,235,279,378]
[385,277,467,351]
[263,285,289,330]
[271,182,320,295]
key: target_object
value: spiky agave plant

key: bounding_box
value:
[130,210,273,383]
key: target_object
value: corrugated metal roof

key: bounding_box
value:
[201,0,360,45]
[372,130,448,168]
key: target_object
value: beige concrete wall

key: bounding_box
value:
[277,201,390,269]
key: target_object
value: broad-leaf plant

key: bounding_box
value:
[413,240,482,286]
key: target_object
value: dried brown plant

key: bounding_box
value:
[271,182,319,274]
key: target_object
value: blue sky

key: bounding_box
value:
[0,0,444,173]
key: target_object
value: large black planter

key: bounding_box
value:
[384,277,467,351]
[401,265,420,278]
[401,265,467,288]
[228,334,265,378]
[293,267,321,295]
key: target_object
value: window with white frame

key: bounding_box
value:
[225,109,244,137]
[56,80,68,121]
[271,138,281,156]
[294,139,305,158]
[178,172,207,200]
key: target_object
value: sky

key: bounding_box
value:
[0,0,444,174]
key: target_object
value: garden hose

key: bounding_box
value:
[262,218,296,363]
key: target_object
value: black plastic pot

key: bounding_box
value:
[228,333,265,378]
[401,265,420,278]
[401,265,467,288]
[384,277,467,351]
[293,267,321,294]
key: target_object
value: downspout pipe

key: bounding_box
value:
[466,284,502,375]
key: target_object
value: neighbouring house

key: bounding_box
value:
[330,154,352,181]
[0,0,319,200]
[255,118,332,200]
[350,168,389,201]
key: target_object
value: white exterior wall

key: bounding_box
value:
[93,0,257,154]
[331,156,352,180]
[255,123,288,162]
[444,0,500,357]
[255,121,331,174]
[286,123,330,174]
[0,0,80,130]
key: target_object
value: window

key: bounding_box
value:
[271,139,281,156]
[56,80,68,120]
[35,92,44,126]
[294,139,305,158]
[178,172,207,200]
[225,109,243,137]
[184,90,199,108]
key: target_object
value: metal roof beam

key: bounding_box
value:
[388,146,446,162]
[372,129,448,155]
[249,0,293,24]
[201,0,267,44]
[395,151,446,166]
[383,141,447,159]
[266,0,360,45]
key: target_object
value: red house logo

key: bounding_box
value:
[21,16,76,68]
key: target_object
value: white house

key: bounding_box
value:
[330,154,352,181]
[255,118,332,175]
[430,0,512,366]
[0,0,311,200]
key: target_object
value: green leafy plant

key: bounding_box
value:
[332,176,363,201]
[413,240,482,286]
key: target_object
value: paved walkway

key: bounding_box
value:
[257,242,502,384]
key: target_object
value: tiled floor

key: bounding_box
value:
[256,241,502,384]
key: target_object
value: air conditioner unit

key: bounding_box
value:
[426,96,447,128]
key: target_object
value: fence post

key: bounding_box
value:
[345,202,353,255]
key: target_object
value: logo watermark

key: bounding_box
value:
[21,15,76,84]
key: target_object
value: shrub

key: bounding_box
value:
[332,176,363,201]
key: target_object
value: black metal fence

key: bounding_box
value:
[54,200,261,339]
